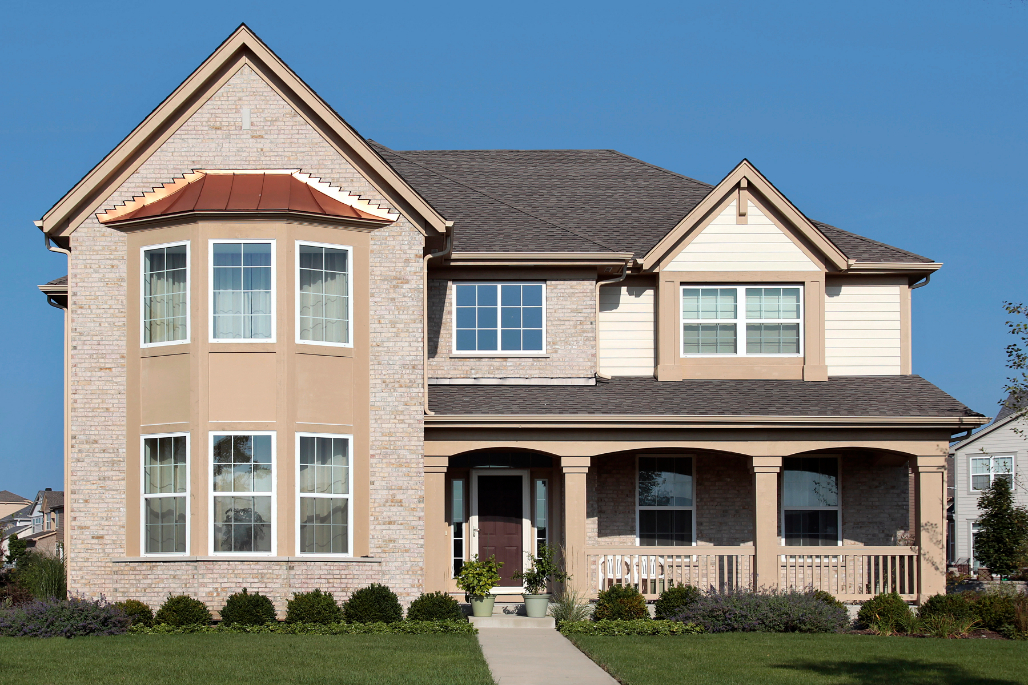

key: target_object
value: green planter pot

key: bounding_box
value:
[470,595,495,617]
[523,593,551,618]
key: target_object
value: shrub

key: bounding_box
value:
[0,597,130,638]
[15,552,66,600]
[406,591,466,622]
[920,614,980,639]
[654,583,700,620]
[812,590,846,612]
[114,599,154,627]
[154,594,213,626]
[918,593,976,621]
[511,545,568,594]
[455,555,503,599]
[676,588,849,634]
[972,590,1016,631]
[549,588,592,624]
[343,584,403,624]
[857,592,911,630]
[286,589,342,624]
[129,619,477,635]
[593,584,648,621]
[220,588,276,626]
[0,569,33,608]
[560,619,703,636]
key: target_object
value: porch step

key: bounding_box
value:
[470,615,555,629]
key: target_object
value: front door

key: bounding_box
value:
[477,474,523,588]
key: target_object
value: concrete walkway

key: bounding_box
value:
[476,627,619,685]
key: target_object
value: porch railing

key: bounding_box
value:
[779,546,919,601]
[586,546,755,599]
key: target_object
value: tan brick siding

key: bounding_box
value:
[67,65,425,607]
[427,278,596,379]
[695,456,754,546]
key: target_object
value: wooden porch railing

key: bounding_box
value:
[779,546,919,601]
[586,546,755,599]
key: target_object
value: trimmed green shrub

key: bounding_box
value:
[972,591,1016,632]
[406,591,466,622]
[0,597,130,638]
[917,593,976,621]
[286,589,342,624]
[220,588,276,626]
[812,590,846,612]
[343,584,403,624]
[114,599,154,627]
[593,584,648,621]
[560,619,703,636]
[654,583,700,620]
[857,592,912,630]
[154,594,213,626]
[128,619,476,635]
[677,588,849,633]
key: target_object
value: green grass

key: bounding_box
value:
[0,634,494,685]
[569,633,1028,685]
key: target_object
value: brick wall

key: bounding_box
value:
[66,65,425,611]
[587,455,635,545]
[427,278,596,379]
[695,456,754,546]
[842,454,910,546]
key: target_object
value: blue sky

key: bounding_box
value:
[0,1,1024,498]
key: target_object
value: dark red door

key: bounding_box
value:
[477,475,523,587]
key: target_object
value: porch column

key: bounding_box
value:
[752,457,782,590]
[914,456,947,601]
[562,457,590,591]
[423,461,449,594]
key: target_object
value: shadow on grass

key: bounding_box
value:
[774,658,1020,685]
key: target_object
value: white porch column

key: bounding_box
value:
[562,457,590,592]
[752,456,782,590]
[914,455,947,601]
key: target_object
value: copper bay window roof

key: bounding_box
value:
[97,170,399,225]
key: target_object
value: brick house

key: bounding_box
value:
[34,26,986,613]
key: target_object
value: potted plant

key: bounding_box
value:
[455,554,503,617]
[512,545,568,618]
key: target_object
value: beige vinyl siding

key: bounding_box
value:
[598,285,655,376]
[665,200,819,272]
[824,284,901,375]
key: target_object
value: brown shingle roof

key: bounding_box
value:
[428,376,982,418]
[372,144,931,263]
[0,490,30,504]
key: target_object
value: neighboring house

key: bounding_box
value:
[13,489,66,558]
[31,26,987,612]
[0,502,34,561]
[951,396,1026,570]
[0,491,31,519]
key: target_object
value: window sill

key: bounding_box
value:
[112,556,382,563]
[448,354,550,359]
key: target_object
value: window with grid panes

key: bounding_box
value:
[143,434,188,554]
[970,455,1013,492]
[211,241,273,340]
[638,456,693,546]
[211,434,273,553]
[298,435,351,555]
[297,243,350,345]
[143,243,188,345]
[681,285,802,356]
[454,283,544,352]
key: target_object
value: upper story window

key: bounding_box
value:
[142,242,188,346]
[211,433,274,554]
[782,457,839,546]
[454,282,545,354]
[637,456,693,546]
[971,455,1013,492]
[297,242,352,346]
[143,433,188,555]
[681,285,802,357]
[210,241,274,342]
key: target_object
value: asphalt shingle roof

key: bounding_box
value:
[428,376,981,418]
[0,490,29,504]
[372,144,932,263]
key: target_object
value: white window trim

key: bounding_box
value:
[634,454,697,547]
[450,281,547,356]
[294,431,354,557]
[208,239,277,344]
[780,455,842,547]
[140,432,190,557]
[679,284,804,358]
[294,241,354,349]
[208,431,277,556]
[969,454,1015,492]
[141,240,190,349]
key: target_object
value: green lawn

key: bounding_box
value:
[569,633,1028,685]
[0,634,494,685]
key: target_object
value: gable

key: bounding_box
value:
[665,198,820,272]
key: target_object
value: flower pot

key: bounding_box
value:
[470,595,495,617]
[523,593,551,618]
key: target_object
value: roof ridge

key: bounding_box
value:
[378,148,624,254]
[813,220,932,262]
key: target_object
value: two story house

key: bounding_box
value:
[34,26,986,611]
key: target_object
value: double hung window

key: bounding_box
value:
[297,434,351,555]
[142,243,188,345]
[211,433,274,554]
[454,282,545,353]
[210,241,274,341]
[637,456,693,546]
[681,285,802,356]
[782,457,840,546]
[297,242,351,346]
[142,434,188,554]
[970,455,1013,491]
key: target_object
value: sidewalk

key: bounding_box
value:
[476,627,619,685]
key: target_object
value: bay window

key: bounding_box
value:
[297,242,352,346]
[210,240,274,341]
[142,433,188,554]
[297,434,351,555]
[454,282,545,353]
[142,242,188,346]
[782,457,840,546]
[638,456,693,546]
[211,433,274,554]
[681,285,802,356]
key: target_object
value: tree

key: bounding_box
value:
[1003,301,1028,424]
[975,476,1028,577]
[4,533,28,566]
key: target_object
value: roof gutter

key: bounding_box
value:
[594,260,632,380]
[424,226,454,415]
[424,414,991,430]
